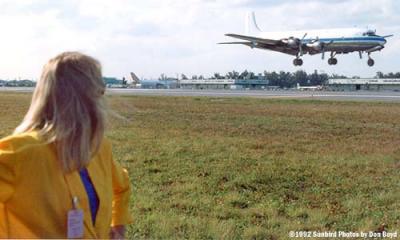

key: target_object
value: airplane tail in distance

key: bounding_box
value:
[245,11,261,34]
[130,72,140,83]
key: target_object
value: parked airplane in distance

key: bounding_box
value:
[220,12,393,67]
[130,72,141,85]
[296,83,322,91]
[130,72,178,89]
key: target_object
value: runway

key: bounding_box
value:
[106,88,400,102]
[2,87,400,102]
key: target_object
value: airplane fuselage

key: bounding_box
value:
[310,36,386,53]
[254,28,386,55]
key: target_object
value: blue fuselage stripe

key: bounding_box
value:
[303,37,386,44]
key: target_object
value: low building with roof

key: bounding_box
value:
[139,79,179,89]
[179,79,269,90]
[328,78,400,91]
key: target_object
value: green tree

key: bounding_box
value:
[309,70,320,85]
[375,71,384,78]
[213,73,224,79]
[278,71,294,88]
[293,70,308,86]
[226,71,239,79]
[264,71,279,86]
[181,74,188,80]
[330,74,347,79]
[247,71,256,80]
[239,70,249,80]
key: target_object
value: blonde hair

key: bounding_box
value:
[15,52,107,172]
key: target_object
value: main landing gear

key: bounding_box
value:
[328,52,338,65]
[293,58,303,66]
[328,58,338,65]
[293,51,376,67]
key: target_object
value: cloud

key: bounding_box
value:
[0,0,398,79]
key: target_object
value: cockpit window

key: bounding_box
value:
[363,29,377,36]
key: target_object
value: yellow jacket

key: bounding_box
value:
[0,131,132,238]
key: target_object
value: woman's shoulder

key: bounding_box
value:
[0,131,44,152]
[99,137,112,155]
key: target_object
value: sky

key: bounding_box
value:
[0,0,399,80]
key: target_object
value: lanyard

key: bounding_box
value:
[63,173,81,209]
[63,173,84,239]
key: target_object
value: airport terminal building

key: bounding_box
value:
[139,79,179,89]
[180,79,269,90]
[328,78,400,91]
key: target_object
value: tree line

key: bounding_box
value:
[375,71,400,79]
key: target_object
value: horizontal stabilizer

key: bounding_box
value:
[383,34,394,38]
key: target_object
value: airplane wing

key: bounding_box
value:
[224,34,280,45]
[220,33,298,56]
[218,41,254,46]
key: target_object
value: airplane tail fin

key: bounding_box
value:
[245,11,262,34]
[130,72,140,84]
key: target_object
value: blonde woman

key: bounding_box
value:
[0,52,132,238]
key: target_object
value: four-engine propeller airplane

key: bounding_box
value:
[219,12,393,67]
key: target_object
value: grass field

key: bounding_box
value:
[1,93,399,239]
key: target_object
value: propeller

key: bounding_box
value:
[299,33,307,56]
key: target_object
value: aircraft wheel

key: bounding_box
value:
[293,58,303,66]
[367,58,375,67]
[328,58,337,65]
[297,59,303,66]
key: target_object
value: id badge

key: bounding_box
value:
[67,209,84,238]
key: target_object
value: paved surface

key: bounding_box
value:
[107,88,400,102]
[2,87,400,102]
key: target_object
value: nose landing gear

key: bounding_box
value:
[367,58,375,67]
[367,53,375,67]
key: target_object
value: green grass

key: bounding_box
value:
[1,93,400,239]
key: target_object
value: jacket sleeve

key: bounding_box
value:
[0,137,17,203]
[109,143,133,226]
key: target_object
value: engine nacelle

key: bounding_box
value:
[282,37,299,48]
[287,38,298,48]
[306,41,322,51]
